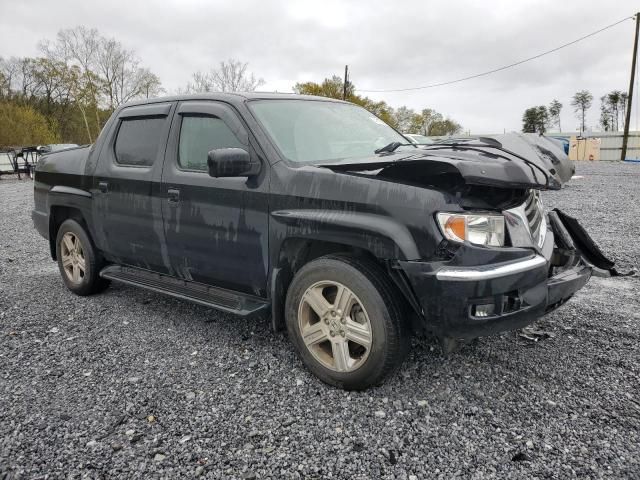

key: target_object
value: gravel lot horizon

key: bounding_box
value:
[1,162,639,479]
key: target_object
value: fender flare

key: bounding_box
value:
[271,209,420,261]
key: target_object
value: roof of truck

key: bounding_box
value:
[122,92,348,108]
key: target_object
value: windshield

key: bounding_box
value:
[249,99,411,164]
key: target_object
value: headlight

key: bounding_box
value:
[436,212,505,247]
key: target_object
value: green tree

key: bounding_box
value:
[430,118,463,136]
[293,76,463,135]
[606,90,622,131]
[571,90,593,133]
[599,95,614,131]
[522,106,548,134]
[0,27,163,146]
[0,101,58,146]
[353,97,397,128]
[548,99,562,132]
[412,109,442,135]
[619,92,628,130]
[294,75,352,99]
[392,106,415,133]
[294,76,398,128]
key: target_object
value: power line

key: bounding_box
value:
[357,15,635,93]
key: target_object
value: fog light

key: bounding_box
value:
[472,303,495,318]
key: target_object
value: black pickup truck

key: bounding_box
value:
[32,93,617,390]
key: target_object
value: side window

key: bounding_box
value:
[178,115,244,171]
[114,116,166,166]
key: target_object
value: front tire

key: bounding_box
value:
[55,219,109,296]
[285,255,410,390]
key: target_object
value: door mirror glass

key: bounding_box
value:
[207,148,260,177]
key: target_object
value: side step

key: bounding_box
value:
[100,265,269,317]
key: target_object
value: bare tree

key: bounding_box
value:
[96,37,164,108]
[0,56,22,99]
[95,37,124,109]
[184,71,215,93]
[185,59,264,93]
[17,58,42,100]
[40,27,102,133]
[115,66,163,104]
[39,26,164,134]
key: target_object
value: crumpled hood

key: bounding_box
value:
[474,133,574,184]
[319,133,572,191]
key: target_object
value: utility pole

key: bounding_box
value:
[343,65,349,100]
[621,12,639,161]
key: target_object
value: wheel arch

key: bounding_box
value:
[270,237,381,332]
[268,210,423,332]
[48,206,89,260]
[269,235,423,332]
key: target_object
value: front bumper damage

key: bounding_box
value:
[399,208,616,341]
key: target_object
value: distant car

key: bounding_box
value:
[404,134,433,145]
[547,137,570,155]
[432,137,472,144]
[37,144,79,154]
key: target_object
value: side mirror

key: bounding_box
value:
[207,148,260,178]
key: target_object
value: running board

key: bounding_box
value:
[100,265,269,317]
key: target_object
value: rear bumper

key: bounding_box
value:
[399,223,592,340]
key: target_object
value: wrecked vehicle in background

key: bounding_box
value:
[431,133,575,185]
[31,93,622,390]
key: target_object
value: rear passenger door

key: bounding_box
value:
[92,102,174,273]
[161,100,270,297]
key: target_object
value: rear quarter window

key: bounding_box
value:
[114,116,166,166]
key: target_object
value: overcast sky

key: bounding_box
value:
[1,0,638,133]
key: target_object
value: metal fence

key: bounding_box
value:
[591,132,640,161]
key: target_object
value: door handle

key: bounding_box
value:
[98,181,108,193]
[167,188,180,203]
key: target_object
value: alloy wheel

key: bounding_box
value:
[298,281,373,372]
[60,232,86,283]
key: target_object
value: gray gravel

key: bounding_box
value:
[1,162,639,479]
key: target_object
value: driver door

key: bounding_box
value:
[161,101,270,297]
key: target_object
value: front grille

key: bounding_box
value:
[523,191,546,247]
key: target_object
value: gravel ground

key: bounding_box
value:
[1,162,639,479]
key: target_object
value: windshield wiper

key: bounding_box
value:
[374,142,414,154]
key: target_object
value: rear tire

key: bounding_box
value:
[285,254,410,390]
[55,219,109,296]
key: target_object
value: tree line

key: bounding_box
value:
[0,26,463,148]
[0,26,163,147]
[522,89,629,135]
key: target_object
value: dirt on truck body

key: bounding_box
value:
[32,93,624,389]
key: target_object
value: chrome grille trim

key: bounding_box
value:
[505,191,547,248]
[527,191,545,247]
